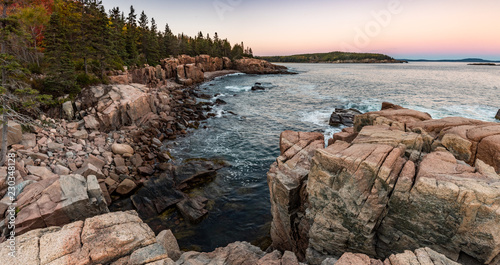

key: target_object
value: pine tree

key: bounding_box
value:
[230,43,243,59]
[162,23,177,56]
[79,0,109,76]
[147,17,160,65]
[44,11,77,95]
[137,10,148,65]
[94,3,113,78]
[109,7,126,68]
[125,5,138,65]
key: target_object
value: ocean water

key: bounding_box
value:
[156,62,499,251]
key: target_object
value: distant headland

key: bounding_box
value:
[397,58,500,63]
[257,51,407,63]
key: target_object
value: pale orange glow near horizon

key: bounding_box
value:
[102,0,500,60]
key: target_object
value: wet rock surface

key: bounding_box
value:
[328,108,362,127]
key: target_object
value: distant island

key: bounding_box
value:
[467,63,499,66]
[257,51,407,63]
[398,58,500,63]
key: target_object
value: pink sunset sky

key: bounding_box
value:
[101,0,500,60]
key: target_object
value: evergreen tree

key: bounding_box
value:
[94,3,113,78]
[230,43,243,59]
[125,5,138,65]
[44,11,77,95]
[162,23,177,56]
[79,0,109,75]
[108,7,126,68]
[147,17,160,65]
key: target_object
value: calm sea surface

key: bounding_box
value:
[155,62,499,251]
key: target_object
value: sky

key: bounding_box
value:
[100,0,500,60]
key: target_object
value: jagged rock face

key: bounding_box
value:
[307,141,408,258]
[232,58,289,74]
[176,63,204,86]
[269,104,500,264]
[378,150,500,263]
[77,84,164,131]
[334,248,460,265]
[14,174,109,235]
[108,55,290,88]
[267,131,324,260]
[177,241,302,265]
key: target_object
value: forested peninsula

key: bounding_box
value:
[258,51,407,63]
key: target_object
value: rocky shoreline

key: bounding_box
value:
[1,101,482,265]
[0,55,292,241]
[268,103,500,265]
[1,57,499,264]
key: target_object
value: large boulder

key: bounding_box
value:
[304,139,500,264]
[174,158,227,189]
[232,58,290,74]
[15,174,109,235]
[0,120,22,147]
[111,143,134,155]
[329,108,362,127]
[131,174,184,218]
[195,54,223,72]
[354,104,432,132]
[78,84,153,131]
[176,63,204,85]
[184,63,204,83]
[0,211,161,265]
[222,56,232,69]
[176,241,265,265]
[176,241,303,265]
[156,229,182,261]
[62,101,74,120]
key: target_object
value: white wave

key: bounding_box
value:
[324,127,342,147]
[407,104,498,122]
[211,93,227,101]
[225,73,246,77]
[299,109,335,127]
[225,85,252,92]
[209,106,225,118]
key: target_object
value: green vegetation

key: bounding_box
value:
[2,0,254,100]
[258,51,395,63]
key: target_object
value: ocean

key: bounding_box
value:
[153,62,499,251]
